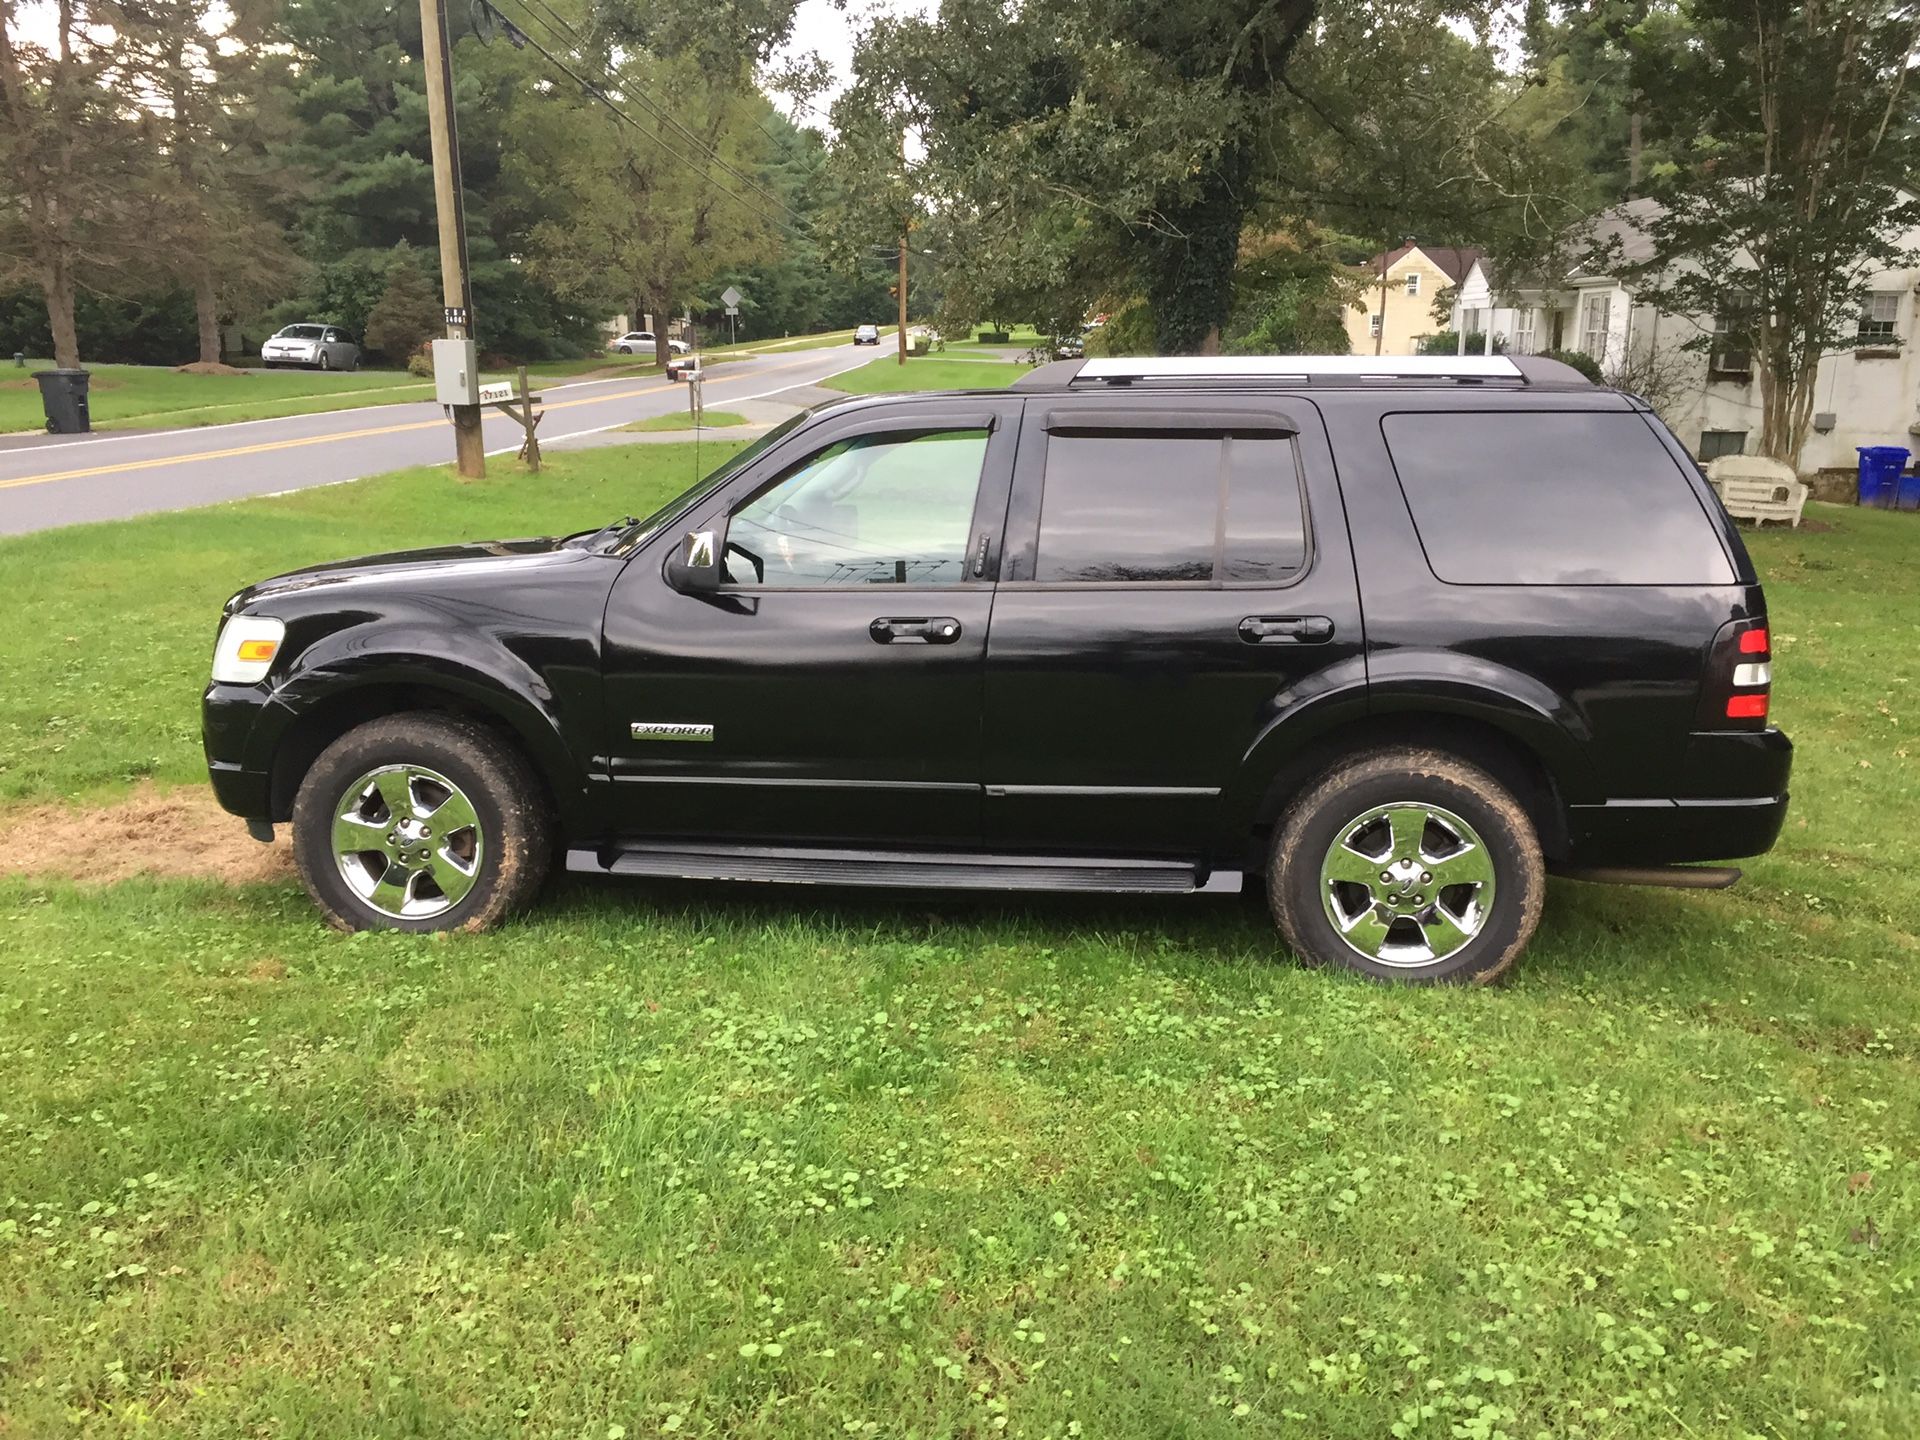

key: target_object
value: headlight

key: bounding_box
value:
[211,615,286,684]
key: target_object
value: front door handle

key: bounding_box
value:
[870,616,963,645]
[1239,615,1334,644]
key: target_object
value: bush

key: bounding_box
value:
[364,245,444,364]
[1539,347,1604,382]
[406,342,434,378]
[976,329,1011,344]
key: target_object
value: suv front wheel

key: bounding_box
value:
[291,713,553,933]
[1269,747,1545,983]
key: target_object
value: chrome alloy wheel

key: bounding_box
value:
[331,764,483,920]
[1319,801,1496,967]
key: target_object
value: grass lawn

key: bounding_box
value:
[622,409,752,432]
[824,355,1032,395]
[0,358,656,436]
[1,459,1918,1435]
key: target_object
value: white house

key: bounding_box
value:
[1451,197,1920,477]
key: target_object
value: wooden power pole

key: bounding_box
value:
[897,232,909,366]
[419,0,484,478]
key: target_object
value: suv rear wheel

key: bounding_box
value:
[291,713,552,933]
[1268,747,1545,983]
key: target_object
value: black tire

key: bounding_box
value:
[291,712,553,934]
[1268,746,1545,984]
[319,351,331,371]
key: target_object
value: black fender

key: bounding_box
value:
[1218,650,1599,855]
[1364,649,1599,804]
[244,616,601,835]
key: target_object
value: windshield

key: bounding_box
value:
[277,325,326,340]
[606,411,812,555]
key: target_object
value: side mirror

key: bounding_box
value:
[667,520,725,593]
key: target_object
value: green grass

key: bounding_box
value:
[823,355,1032,394]
[2,481,1920,1435]
[622,409,752,432]
[0,358,655,435]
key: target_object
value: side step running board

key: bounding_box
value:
[1552,864,1742,890]
[568,842,1242,895]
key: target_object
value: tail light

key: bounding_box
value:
[1697,618,1772,730]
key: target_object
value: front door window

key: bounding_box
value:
[727,429,990,587]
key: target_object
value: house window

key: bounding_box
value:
[1369,313,1382,339]
[1513,308,1537,354]
[1406,272,1421,297]
[1858,292,1900,345]
[1710,297,1754,375]
[1699,430,1748,461]
[1580,293,1612,362]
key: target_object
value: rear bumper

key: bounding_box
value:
[1566,728,1792,864]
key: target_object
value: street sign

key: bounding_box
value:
[720,285,743,308]
[443,305,469,328]
[724,305,738,316]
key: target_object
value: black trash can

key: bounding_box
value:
[33,368,91,434]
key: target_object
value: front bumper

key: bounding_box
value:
[203,681,276,821]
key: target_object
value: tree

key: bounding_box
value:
[0,0,139,367]
[1624,0,1920,462]
[832,0,1588,356]
[100,0,307,364]
[362,244,443,361]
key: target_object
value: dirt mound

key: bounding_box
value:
[0,783,293,886]
[172,360,250,376]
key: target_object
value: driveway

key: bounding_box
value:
[0,343,875,537]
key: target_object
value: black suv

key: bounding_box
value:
[202,355,1790,982]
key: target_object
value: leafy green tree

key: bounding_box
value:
[1624,0,1920,462]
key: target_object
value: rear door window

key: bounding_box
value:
[1382,411,1734,585]
[1032,432,1306,585]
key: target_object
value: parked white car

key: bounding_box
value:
[261,324,359,371]
[609,331,689,356]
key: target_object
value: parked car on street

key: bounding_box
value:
[853,325,881,345]
[1052,334,1085,360]
[260,324,359,371]
[202,354,1789,983]
[610,331,689,356]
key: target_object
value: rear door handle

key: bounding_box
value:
[870,616,963,645]
[1239,615,1334,644]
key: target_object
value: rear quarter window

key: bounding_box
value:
[1382,411,1735,585]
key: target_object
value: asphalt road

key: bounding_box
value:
[0,342,880,537]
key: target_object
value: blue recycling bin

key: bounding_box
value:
[1899,471,1920,512]
[1856,445,1909,508]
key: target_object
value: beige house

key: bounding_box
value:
[1344,243,1483,355]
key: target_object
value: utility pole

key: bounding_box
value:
[897,232,909,365]
[419,0,484,478]
[1374,244,1389,356]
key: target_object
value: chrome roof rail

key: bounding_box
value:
[1011,354,1595,390]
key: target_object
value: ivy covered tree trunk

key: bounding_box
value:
[1143,147,1250,355]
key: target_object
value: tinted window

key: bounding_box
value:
[1383,412,1734,585]
[1223,437,1307,582]
[1034,433,1306,585]
[727,429,988,586]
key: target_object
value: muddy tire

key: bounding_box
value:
[291,712,552,933]
[1268,747,1544,984]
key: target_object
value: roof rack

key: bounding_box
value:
[1012,354,1595,390]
